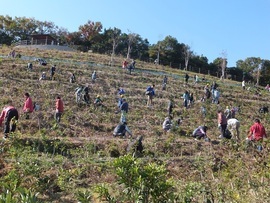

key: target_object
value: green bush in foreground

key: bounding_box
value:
[95,154,177,202]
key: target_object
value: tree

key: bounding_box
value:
[0,15,62,43]
[261,60,270,85]
[148,42,162,64]
[104,27,122,65]
[183,45,193,71]
[127,36,149,60]
[237,57,263,85]
[13,17,38,40]
[0,15,38,42]
[35,20,58,35]
[189,55,210,74]
[79,20,102,44]
[65,31,83,45]
[0,30,13,45]
[126,31,138,59]
[213,57,227,79]
[149,36,185,67]
[53,27,69,45]
[220,50,227,80]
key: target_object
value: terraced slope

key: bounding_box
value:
[0,46,269,202]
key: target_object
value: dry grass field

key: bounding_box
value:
[0,45,269,202]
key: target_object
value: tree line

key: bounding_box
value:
[1,15,269,85]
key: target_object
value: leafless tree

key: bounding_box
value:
[126,30,137,59]
[183,45,192,71]
[220,50,227,80]
[253,61,263,86]
[110,28,121,66]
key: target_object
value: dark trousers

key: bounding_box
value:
[55,112,62,123]
[83,94,90,104]
[51,72,55,80]
[220,124,227,138]
[4,109,19,134]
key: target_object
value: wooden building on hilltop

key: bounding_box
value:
[30,34,57,45]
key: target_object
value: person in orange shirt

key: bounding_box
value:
[55,96,64,123]
[23,92,34,119]
[0,100,19,139]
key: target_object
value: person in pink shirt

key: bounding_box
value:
[55,96,64,123]
[217,110,227,138]
[23,93,34,119]
[0,100,19,139]
[247,119,267,142]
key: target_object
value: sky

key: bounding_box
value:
[1,0,270,67]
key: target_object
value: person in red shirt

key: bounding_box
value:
[247,119,267,142]
[23,92,34,119]
[55,96,64,123]
[122,60,128,69]
[0,101,19,139]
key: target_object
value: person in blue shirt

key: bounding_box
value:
[120,98,128,113]
[117,95,124,108]
[118,88,125,95]
[146,84,155,107]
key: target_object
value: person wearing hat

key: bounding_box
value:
[224,106,231,119]
[192,125,209,141]
[204,83,210,92]
[202,83,211,101]
[39,72,46,80]
[94,95,103,107]
[117,94,124,108]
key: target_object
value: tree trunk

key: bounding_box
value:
[110,41,116,66]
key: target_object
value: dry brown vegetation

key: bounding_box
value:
[0,45,269,202]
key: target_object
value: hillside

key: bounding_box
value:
[0,46,269,203]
